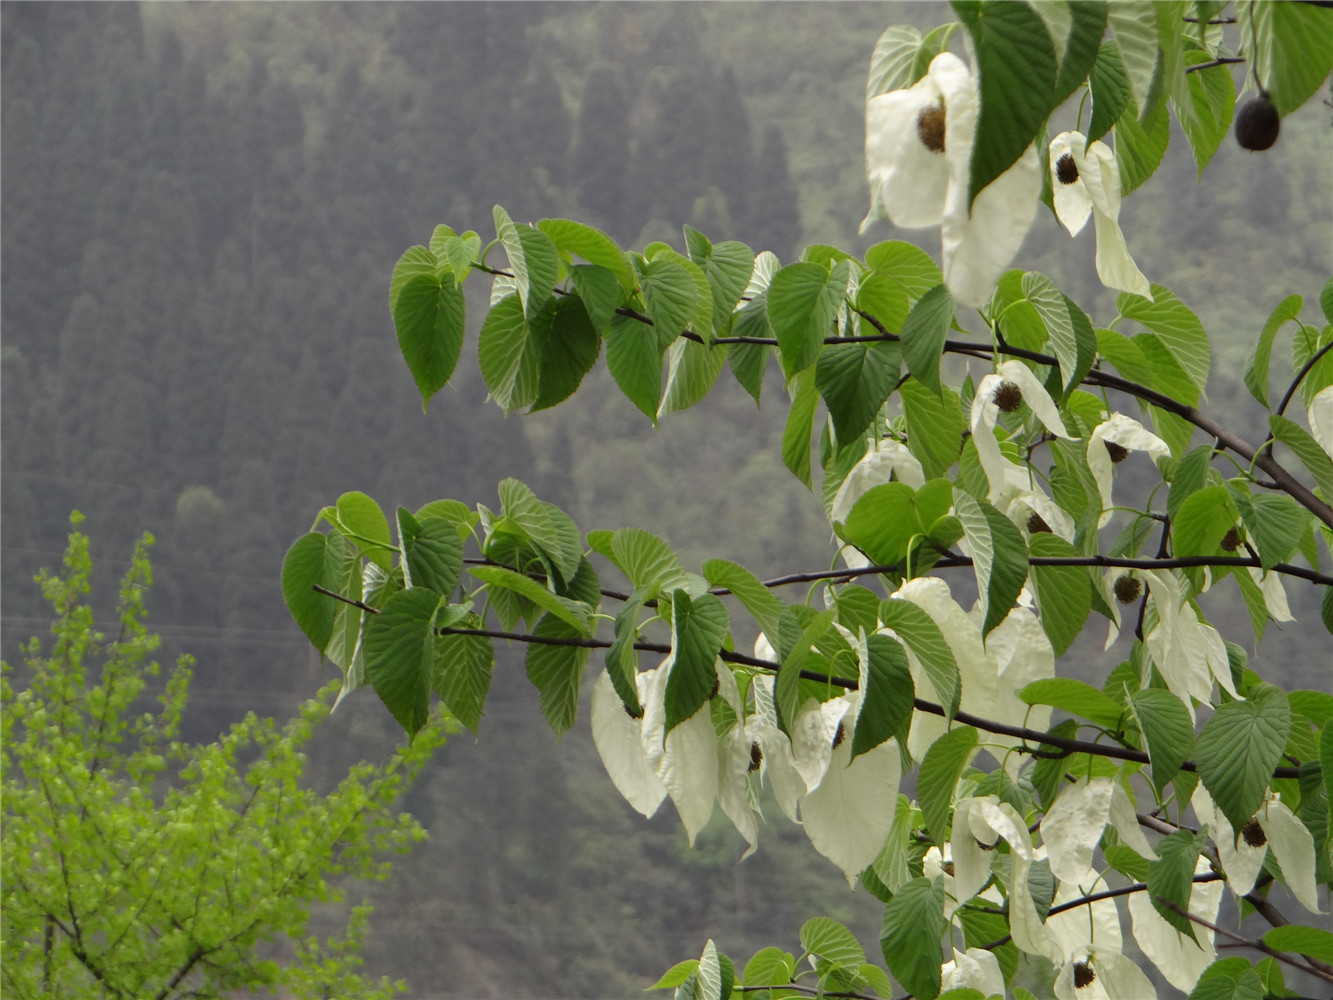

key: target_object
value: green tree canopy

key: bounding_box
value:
[2,516,444,999]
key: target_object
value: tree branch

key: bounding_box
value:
[1158,899,1333,983]
[975,872,1224,951]
[309,584,1308,779]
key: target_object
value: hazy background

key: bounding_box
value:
[3,4,1330,997]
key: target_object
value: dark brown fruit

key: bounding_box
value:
[1113,574,1142,604]
[832,721,846,750]
[1221,527,1243,552]
[992,380,1024,413]
[1235,91,1280,151]
[749,742,763,773]
[1027,512,1053,534]
[1104,440,1130,464]
[1055,152,1079,185]
[1073,962,1097,989]
[1241,817,1267,848]
[917,105,946,153]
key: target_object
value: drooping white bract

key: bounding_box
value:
[1044,872,1157,1000]
[591,668,668,818]
[799,692,902,886]
[1048,131,1152,298]
[712,665,759,859]
[1127,855,1223,993]
[1140,568,1239,719]
[890,577,1052,770]
[1087,414,1171,526]
[861,53,1041,307]
[748,668,807,824]
[1249,566,1295,623]
[940,948,1005,996]
[950,796,1049,959]
[641,661,720,846]
[1309,384,1333,459]
[1194,786,1323,915]
[1041,777,1157,885]
[748,657,901,884]
[1052,944,1158,1000]
[970,361,1076,503]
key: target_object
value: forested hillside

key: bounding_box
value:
[2,4,1329,997]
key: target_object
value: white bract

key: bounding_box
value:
[1127,856,1223,993]
[971,360,1076,502]
[940,948,1005,996]
[861,53,1041,307]
[1140,568,1239,718]
[1309,384,1333,459]
[1041,777,1157,884]
[1087,414,1170,526]
[1048,131,1152,298]
[1194,786,1323,914]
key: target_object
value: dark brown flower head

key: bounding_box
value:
[748,742,763,773]
[1026,511,1053,535]
[1241,817,1267,848]
[1235,91,1280,151]
[1113,574,1142,604]
[975,837,997,852]
[1072,961,1097,989]
[1055,152,1079,185]
[1104,440,1130,464]
[992,380,1024,413]
[917,105,946,153]
[1221,527,1242,552]
[623,701,644,720]
[709,671,721,700]
[832,721,846,750]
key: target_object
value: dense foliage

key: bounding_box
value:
[280,3,1333,998]
[1,516,443,999]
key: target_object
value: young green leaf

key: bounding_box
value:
[815,340,900,446]
[493,205,559,317]
[1195,683,1291,835]
[1146,828,1203,941]
[954,489,1029,637]
[768,261,844,378]
[1020,677,1123,729]
[433,619,493,735]
[1027,533,1092,656]
[954,0,1058,208]
[532,295,601,412]
[478,293,546,414]
[1128,687,1194,790]
[850,633,913,760]
[664,591,729,735]
[879,596,961,715]
[1088,40,1131,144]
[364,587,442,738]
[392,271,466,411]
[398,508,464,598]
[879,875,946,999]
[899,284,955,396]
[917,726,978,842]
[536,217,635,291]
[782,368,819,488]
[1244,295,1303,410]
[281,531,348,651]
[525,612,590,736]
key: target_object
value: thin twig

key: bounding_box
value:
[1158,899,1333,984]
